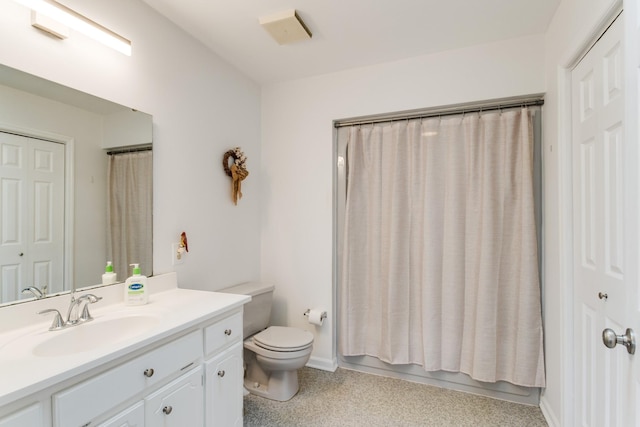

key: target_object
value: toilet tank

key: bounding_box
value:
[219,282,275,338]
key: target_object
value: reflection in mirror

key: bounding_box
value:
[0,64,152,306]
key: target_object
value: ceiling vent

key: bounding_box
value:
[259,9,312,45]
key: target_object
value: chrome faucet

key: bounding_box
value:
[21,286,46,299]
[66,293,102,325]
[39,293,103,331]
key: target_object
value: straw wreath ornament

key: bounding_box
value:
[223,147,249,205]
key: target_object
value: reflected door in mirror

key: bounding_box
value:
[0,132,64,303]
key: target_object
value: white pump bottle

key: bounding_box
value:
[124,263,148,305]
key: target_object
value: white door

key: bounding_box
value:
[572,13,637,426]
[625,0,640,424]
[0,132,64,303]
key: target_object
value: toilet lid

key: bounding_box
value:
[253,326,314,352]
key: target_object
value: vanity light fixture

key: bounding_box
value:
[13,0,132,55]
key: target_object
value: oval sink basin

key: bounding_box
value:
[33,315,160,358]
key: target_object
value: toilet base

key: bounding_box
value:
[244,368,300,401]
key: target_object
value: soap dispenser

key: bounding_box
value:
[102,261,117,285]
[124,263,148,306]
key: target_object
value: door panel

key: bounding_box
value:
[572,14,631,427]
[625,0,640,424]
[0,132,64,303]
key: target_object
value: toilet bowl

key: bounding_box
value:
[219,282,315,401]
[244,326,314,401]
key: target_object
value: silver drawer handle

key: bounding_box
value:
[144,368,154,377]
[218,370,225,377]
[224,329,232,336]
[163,406,173,415]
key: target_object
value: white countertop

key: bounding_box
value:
[0,274,249,407]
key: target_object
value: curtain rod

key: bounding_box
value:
[106,145,152,155]
[334,95,544,128]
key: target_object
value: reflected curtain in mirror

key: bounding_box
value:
[107,150,152,281]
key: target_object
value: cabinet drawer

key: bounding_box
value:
[204,312,242,357]
[53,330,202,427]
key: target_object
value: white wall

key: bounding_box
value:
[0,0,262,290]
[260,35,545,369]
[541,0,620,426]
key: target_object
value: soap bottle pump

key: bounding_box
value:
[102,261,117,285]
[124,263,148,306]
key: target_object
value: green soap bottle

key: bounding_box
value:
[102,261,117,285]
[124,263,148,305]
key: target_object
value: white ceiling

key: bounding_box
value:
[141,0,560,85]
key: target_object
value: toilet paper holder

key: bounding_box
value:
[303,309,327,321]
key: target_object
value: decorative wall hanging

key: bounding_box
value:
[223,147,249,205]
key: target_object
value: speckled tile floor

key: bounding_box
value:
[244,367,548,427]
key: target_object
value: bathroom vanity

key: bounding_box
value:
[0,273,249,427]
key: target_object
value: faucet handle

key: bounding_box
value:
[79,294,102,303]
[78,294,102,322]
[38,309,66,331]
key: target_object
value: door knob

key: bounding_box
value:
[602,328,636,355]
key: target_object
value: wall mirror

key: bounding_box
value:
[0,64,153,306]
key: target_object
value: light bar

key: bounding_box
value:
[14,0,131,56]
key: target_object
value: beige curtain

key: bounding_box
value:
[339,107,545,387]
[107,151,153,281]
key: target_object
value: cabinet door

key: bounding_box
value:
[0,403,44,427]
[97,401,144,427]
[145,367,203,427]
[205,342,243,427]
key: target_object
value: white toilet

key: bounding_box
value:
[221,282,314,401]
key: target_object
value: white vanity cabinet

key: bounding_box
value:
[0,284,249,427]
[204,312,243,427]
[0,403,44,427]
[53,330,202,427]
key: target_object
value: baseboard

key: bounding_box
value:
[306,356,338,372]
[539,395,560,427]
